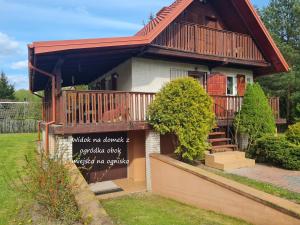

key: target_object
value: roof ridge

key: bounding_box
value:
[135,0,185,37]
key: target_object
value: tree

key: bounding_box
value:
[234,83,276,149]
[14,89,42,120]
[257,0,300,123]
[147,77,215,161]
[14,89,41,102]
[0,71,15,100]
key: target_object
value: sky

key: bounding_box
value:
[0,0,269,90]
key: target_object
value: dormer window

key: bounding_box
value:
[205,16,218,29]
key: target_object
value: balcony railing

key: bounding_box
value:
[42,91,281,127]
[213,96,280,120]
[59,91,155,126]
[153,22,266,63]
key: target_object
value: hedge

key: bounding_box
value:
[286,122,300,145]
[249,135,300,170]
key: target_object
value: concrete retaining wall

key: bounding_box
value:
[150,154,300,225]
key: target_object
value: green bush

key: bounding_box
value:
[147,77,215,161]
[234,83,276,148]
[249,135,300,170]
[286,122,300,145]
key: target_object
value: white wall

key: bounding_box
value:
[131,57,209,92]
[90,59,133,91]
[90,57,254,94]
[131,57,253,93]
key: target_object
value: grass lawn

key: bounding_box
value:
[101,194,251,225]
[0,133,36,225]
[201,167,300,204]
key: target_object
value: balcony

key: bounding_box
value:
[42,90,283,134]
[151,22,269,67]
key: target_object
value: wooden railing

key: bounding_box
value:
[61,91,155,126]
[212,96,280,120]
[269,96,280,120]
[213,96,243,119]
[51,91,281,127]
[153,22,266,62]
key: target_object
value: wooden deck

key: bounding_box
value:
[43,90,283,134]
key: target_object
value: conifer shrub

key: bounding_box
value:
[286,122,300,145]
[147,77,215,161]
[249,135,300,170]
[234,83,276,149]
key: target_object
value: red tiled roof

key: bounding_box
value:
[136,0,185,36]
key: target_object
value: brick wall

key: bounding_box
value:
[145,130,161,190]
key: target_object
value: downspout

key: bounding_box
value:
[30,92,44,141]
[29,62,56,155]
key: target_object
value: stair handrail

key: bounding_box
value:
[213,102,235,145]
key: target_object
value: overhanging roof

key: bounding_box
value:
[29,0,289,91]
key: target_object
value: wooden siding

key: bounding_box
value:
[153,22,266,63]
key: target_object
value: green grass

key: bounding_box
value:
[101,194,251,225]
[0,133,36,225]
[205,168,300,204]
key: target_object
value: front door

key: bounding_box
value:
[207,73,227,117]
[207,73,227,96]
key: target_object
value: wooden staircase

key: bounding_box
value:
[208,129,237,153]
[206,128,255,171]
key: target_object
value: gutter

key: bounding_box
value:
[29,62,56,154]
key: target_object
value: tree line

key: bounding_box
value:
[0,71,41,102]
[257,0,300,124]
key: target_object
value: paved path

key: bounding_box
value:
[228,164,300,193]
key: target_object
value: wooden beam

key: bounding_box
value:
[49,122,151,135]
[145,45,271,68]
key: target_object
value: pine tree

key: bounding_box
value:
[257,0,300,123]
[0,71,15,100]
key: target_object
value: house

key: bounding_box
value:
[28,0,289,190]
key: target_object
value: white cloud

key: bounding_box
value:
[0,32,20,56]
[0,1,143,32]
[10,60,28,70]
[7,74,28,90]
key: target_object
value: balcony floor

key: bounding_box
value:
[45,118,286,135]
[48,121,151,135]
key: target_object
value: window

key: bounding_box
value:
[205,16,218,29]
[246,77,252,84]
[188,71,207,88]
[227,76,234,95]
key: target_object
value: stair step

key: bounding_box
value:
[210,144,237,153]
[212,144,237,149]
[206,151,246,162]
[205,151,255,171]
[209,132,226,136]
[208,138,231,143]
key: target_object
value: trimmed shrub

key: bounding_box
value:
[249,135,300,170]
[147,77,215,161]
[286,122,300,145]
[234,83,276,148]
